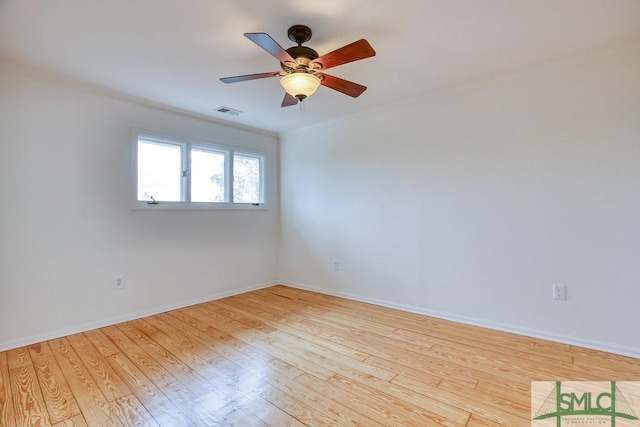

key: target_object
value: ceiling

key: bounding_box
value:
[1,1,639,134]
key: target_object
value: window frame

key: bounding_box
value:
[132,130,267,210]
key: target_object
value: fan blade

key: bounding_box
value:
[244,33,297,65]
[319,73,367,98]
[310,39,375,71]
[281,93,298,107]
[220,72,280,84]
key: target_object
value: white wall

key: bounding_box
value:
[279,45,640,356]
[0,64,279,350]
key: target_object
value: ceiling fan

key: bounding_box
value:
[220,25,376,107]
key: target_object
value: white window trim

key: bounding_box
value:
[132,130,268,210]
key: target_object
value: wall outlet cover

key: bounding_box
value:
[114,275,124,290]
[553,284,566,300]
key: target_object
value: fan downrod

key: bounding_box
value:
[287,25,312,45]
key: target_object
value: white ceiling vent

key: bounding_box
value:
[215,106,242,116]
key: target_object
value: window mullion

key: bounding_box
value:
[183,143,190,203]
[228,151,233,203]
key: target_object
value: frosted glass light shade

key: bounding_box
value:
[280,73,321,99]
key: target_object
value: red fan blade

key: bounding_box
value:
[220,72,280,84]
[310,39,375,71]
[281,93,298,107]
[244,33,297,65]
[319,73,367,98]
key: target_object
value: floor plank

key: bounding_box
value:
[28,342,81,423]
[82,330,120,358]
[1,285,639,426]
[101,326,228,426]
[0,351,16,427]
[66,333,131,401]
[46,338,70,351]
[111,323,232,426]
[51,346,121,426]
[107,352,194,426]
[9,362,51,426]
[51,414,88,427]
[110,394,159,427]
[7,347,32,370]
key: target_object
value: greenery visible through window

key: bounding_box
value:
[135,134,264,207]
[233,154,261,203]
[191,147,226,202]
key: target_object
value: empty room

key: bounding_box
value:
[1,1,639,426]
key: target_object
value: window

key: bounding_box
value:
[137,139,185,202]
[233,153,262,203]
[134,133,265,208]
[190,147,226,202]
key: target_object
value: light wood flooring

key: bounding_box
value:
[1,285,639,426]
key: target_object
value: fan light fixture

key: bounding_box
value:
[220,25,376,107]
[280,72,321,100]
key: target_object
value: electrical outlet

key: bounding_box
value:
[552,284,566,300]
[114,275,124,290]
[333,260,340,271]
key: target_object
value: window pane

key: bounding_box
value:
[234,154,262,203]
[191,148,226,202]
[137,140,182,202]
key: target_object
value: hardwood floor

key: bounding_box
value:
[1,285,638,426]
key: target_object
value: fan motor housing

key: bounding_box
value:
[282,46,319,70]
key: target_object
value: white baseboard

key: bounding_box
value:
[280,281,640,359]
[0,281,277,352]
[6,280,637,359]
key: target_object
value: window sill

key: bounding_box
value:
[132,202,268,211]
